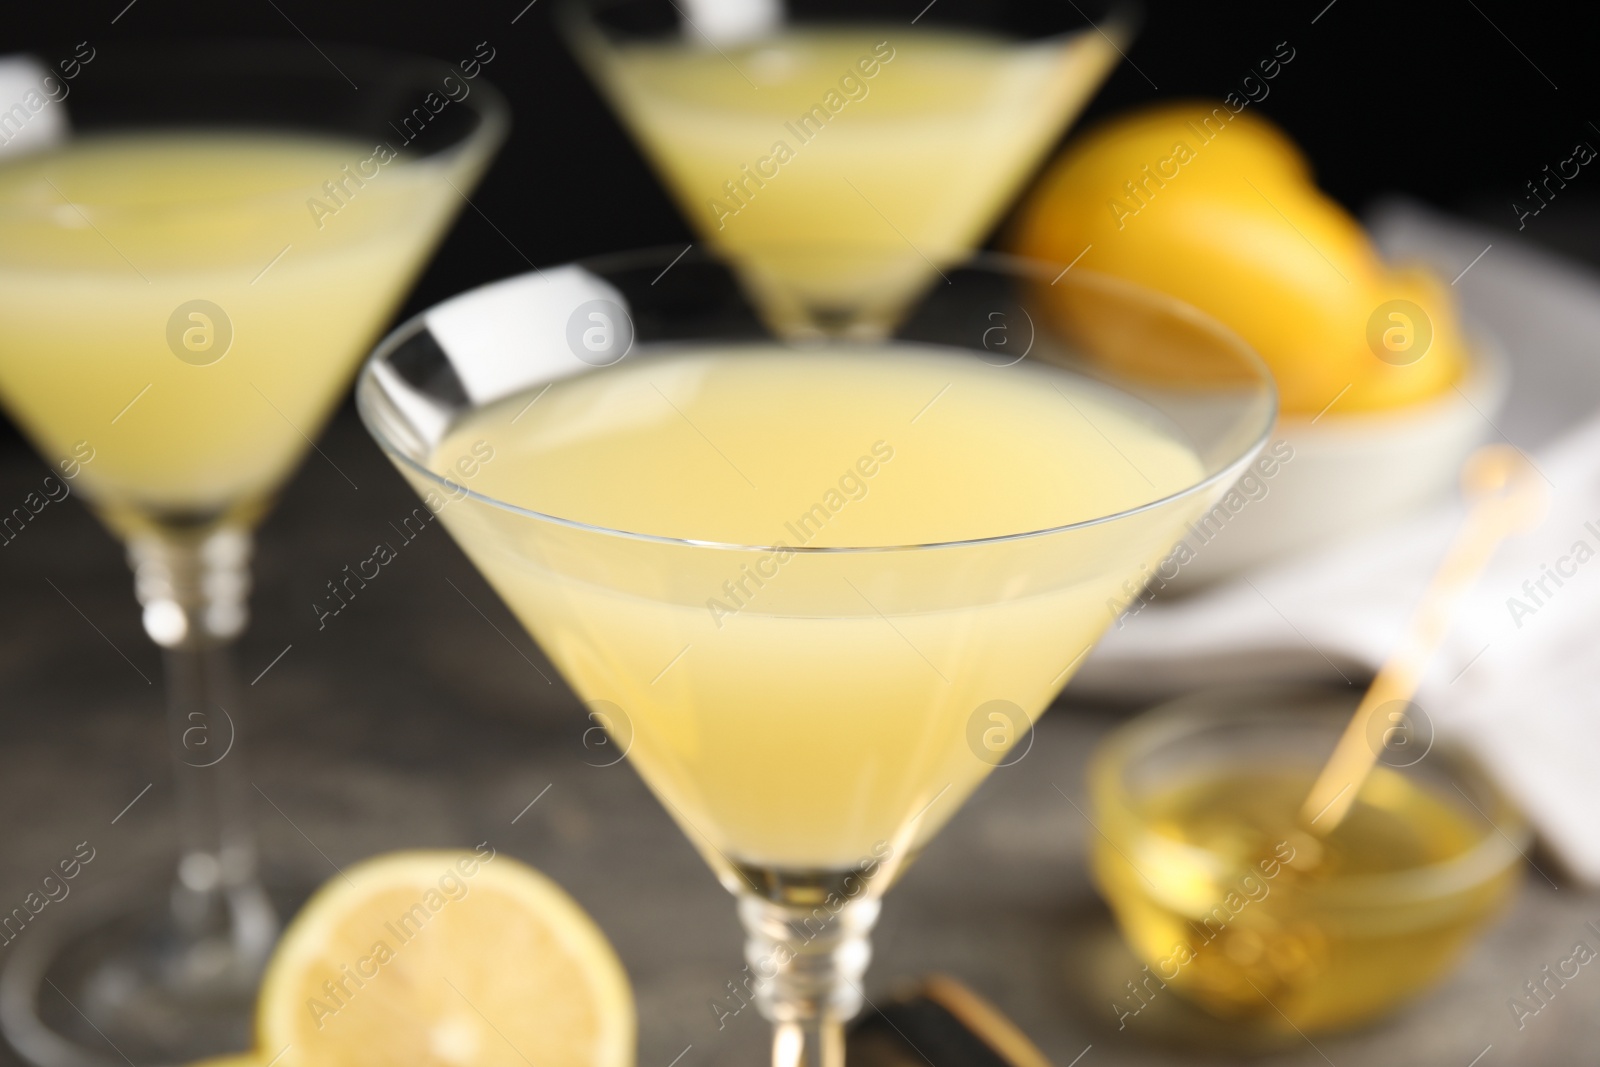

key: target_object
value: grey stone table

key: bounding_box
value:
[0,412,1592,1067]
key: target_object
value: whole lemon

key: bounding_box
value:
[1348,264,1466,411]
[1029,100,1313,208]
[1012,102,1461,414]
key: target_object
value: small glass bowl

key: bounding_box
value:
[1088,685,1529,1034]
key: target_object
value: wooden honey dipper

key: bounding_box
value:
[1300,444,1547,834]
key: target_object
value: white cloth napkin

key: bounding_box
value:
[1076,199,1600,883]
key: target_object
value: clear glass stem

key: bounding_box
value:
[129,527,276,989]
[773,1019,844,1067]
[738,894,881,1067]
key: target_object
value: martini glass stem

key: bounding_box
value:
[739,895,881,1067]
[130,528,277,985]
[773,1019,844,1067]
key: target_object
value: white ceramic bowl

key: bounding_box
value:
[1166,333,1510,591]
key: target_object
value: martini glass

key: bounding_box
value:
[0,42,505,1066]
[356,247,1274,1067]
[560,0,1132,334]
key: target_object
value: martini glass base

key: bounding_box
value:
[0,876,306,1067]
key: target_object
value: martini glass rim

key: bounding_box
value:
[0,38,510,225]
[555,0,1141,45]
[357,245,1278,555]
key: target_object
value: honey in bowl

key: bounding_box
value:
[1089,688,1527,1034]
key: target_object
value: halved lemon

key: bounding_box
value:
[258,850,634,1067]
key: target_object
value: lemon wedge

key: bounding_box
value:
[257,850,634,1067]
